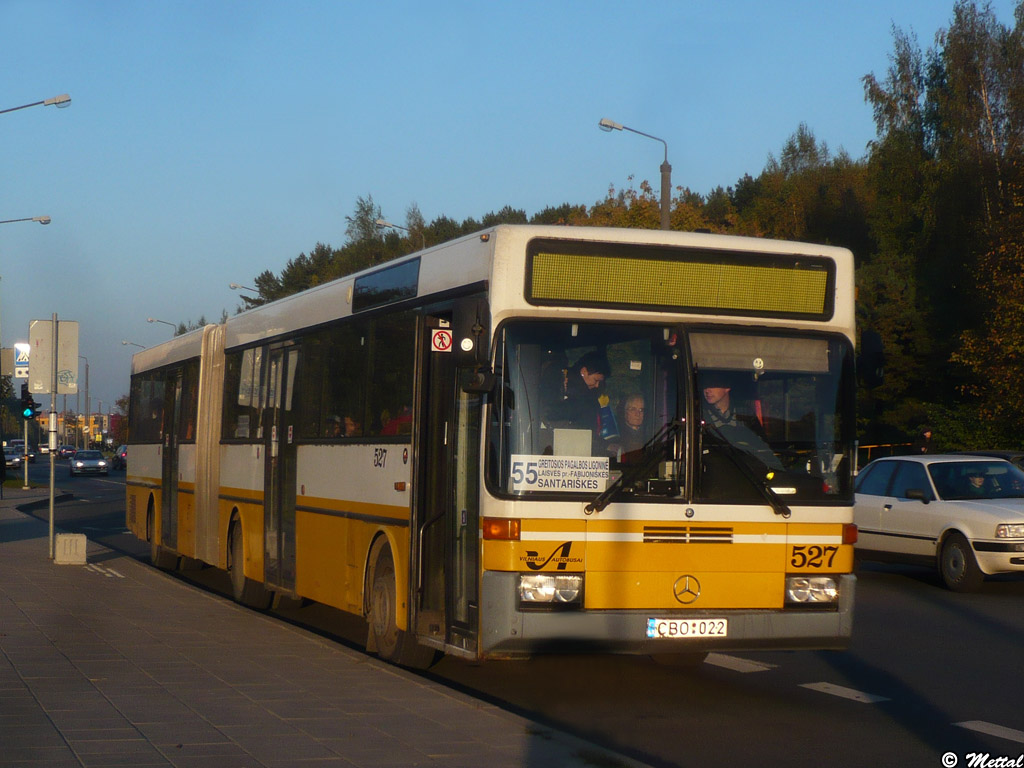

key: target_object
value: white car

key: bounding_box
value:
[69,450,109,477]
[854,455,1024,591]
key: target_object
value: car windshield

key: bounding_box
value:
[76,451,102,460]
[928,460,1024,500]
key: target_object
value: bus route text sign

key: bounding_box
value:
[509,455,609,492]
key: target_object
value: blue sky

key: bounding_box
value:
[1,0,1018,413]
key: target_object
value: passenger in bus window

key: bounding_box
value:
[381,405,412,435]
[701,372,782,471]
[608,393,647,463]
[541,350,610,433]
[325,416,343,438]
[343,415,362,437]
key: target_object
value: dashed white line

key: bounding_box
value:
[800,682,889,703]
[705,654,777,673]
[84,564,125,579]
[955,721,1024,744]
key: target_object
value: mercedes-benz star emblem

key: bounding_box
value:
[673,575,701,604]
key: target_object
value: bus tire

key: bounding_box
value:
[147,501,178,570]
[367,544,436,669]
[229,519,271,609]
[939,532,983,592]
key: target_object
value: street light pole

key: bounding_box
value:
[598,117,672,230]
[0,94,71,116]
[376,218,426,251]
[0,216,51,226]
[147,317,176,334]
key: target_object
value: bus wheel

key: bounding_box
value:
[147,502,178,570]
[229,520,271,609]
[368,545,436,669]
[939,533,983,592]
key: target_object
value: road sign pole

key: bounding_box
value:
[48,313,57,560]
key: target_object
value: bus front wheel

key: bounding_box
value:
[367,544,435,669]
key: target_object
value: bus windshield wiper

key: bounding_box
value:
[585,418,685,514]
[702,421,792,518]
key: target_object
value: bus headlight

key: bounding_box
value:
[518,574,583,605]
[785,576,838,604]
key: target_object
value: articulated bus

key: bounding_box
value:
[127,225,858,667]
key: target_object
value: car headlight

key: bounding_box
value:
[785,576,838,604]
[996,523,1024,538]
[98,461,107,467]
[519,574,583,605]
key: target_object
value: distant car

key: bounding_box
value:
[4,446,22,470]
[111,445,128,470]
[58,445,77,459]
[69,450,109,477]
[854,455,1024,591]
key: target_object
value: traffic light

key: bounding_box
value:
[19,383,40,420]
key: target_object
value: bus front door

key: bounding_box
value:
[416,312,482,657]
[263,345,299,595]
[160,371,181,552]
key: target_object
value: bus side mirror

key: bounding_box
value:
[462,369,496,395]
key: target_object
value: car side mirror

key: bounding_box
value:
[905,488,930,504]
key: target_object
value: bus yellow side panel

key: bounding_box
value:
[125,482,150,539]
[294,511,354,611]
[294,503,412,626]
[176,483,196,558]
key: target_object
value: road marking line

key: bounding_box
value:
[705,654,777,673]
[955,721,1024,744]
[84,564,125,579]
[800,682,889,703]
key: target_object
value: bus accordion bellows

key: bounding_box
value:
[127,224,859,667]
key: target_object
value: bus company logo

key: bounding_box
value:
[673,575,701,604]
[522,542,582,571]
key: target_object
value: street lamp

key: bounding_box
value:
[121,340,145,349]
[229,282,258,293]
[598,117,672,230]
[376,218,426,251]
[0,94,71,116]
[147,317,176,333]
[0,216,51,225]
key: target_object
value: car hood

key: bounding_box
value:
[944,497,1024,520]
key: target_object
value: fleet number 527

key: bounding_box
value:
[789,545,838,569]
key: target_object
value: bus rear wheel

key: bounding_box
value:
[229,520,271,609]
[147,502,178,570]
[367,544,436,669]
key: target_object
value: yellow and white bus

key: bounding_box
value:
[127,225,859,667]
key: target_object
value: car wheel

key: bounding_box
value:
[939,532,983,592]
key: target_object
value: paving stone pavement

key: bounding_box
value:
[0,488,651,768]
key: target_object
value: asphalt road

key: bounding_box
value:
[26,464,1024,768]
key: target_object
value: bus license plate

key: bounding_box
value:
[646,618,728,639]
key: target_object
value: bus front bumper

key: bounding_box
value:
[479,572,855,658]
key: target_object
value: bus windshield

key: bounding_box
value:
[488,321,854,503]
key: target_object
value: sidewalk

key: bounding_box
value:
[0,488,649,768]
